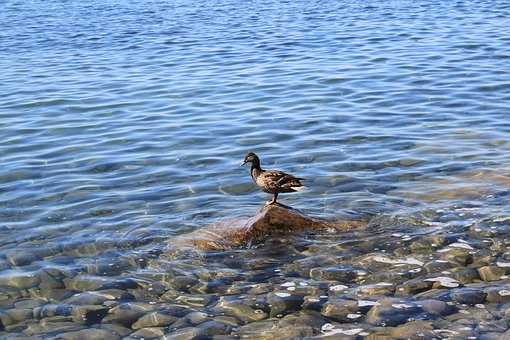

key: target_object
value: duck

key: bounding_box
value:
[241,152,305,205]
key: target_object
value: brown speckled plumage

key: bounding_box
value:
[242,152,305,204]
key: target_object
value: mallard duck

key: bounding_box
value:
[241,152,305,205]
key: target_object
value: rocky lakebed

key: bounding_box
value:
[2,204,510,339]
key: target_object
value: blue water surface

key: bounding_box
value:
[1,0,510,297]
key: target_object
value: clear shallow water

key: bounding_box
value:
[2,0,510,337]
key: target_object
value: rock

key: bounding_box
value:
[0,270,40,289]
[1,308,33,326]
[267,292,304,317]
[485,287,510,304]
[65,291,122,305]
[309,267,357,282]
[321,298,359,322]
[303,296,328,311]
[235,319,276,336]
[418,299,456,316]
[184,311,210,325]
[450,267,480,284]
[64,275,138,291]
[170,204,365,251]
[58,328,121,340]
[478,266,507,281]
[164,326,201,340]
[5,250,41,267]
[237,319,313,340]
[440,248,473,266]
[278,311,325,330]
[366,299,430,327]
[71,305,109,325]
[25,317,83,336]
[423,260,455,274]
[283,255,338,278]
[132,311,178,329]
[357,283,395,296]
[395,278,433,296]
[102,303,154,327]
[33,304,73,319]
[130,327,165,339]
[174,294,218,308]
[197,320,231,336]
[389,320,435,339]
[214,297,267,323]
[14,298,46,309]
[451,288,486,305]
[100,323,132,337]
[169,276,199,292]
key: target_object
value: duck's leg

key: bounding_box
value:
[269,193,278,205]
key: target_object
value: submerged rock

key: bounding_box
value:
[102,303,154,327]
[169,204,365,251]
[0,270,41,289]
[366,298,430,327]
[131,311,178,329]
[58,328,121,340]
[214,297,268,323]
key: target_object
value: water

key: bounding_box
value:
[1,0,510,337]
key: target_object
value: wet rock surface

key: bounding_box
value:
[2,207,510,338]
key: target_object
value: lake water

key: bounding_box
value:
[2,0,510,337]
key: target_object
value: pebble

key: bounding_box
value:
[58,328,121,340]
[309,266,357,282]
[214,297,267,323]
[267,292,304,317]
[478,266,507,281]
[131,311,178,329]
[396,278,433,296]
[129,327,165,339]
[366,298,428,326]
[0,270,41,289]
[451,288,486,305]
[321,298,359,322]
[71,305,109,325]
[101,303,154,327]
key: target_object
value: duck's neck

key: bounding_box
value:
[250,160,262,180]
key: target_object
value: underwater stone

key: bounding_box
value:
[0,270,41,289]
[196,320,232,337]
[395,278,433,296]
[71,305,109,325]
[366,298,428,327]
[485,287,510,304]
[389,320,435,339]
[418,299,456,316]
[64,275,138,291]
[321,298,359,322]
[450,267,480,284]
[132,311,178,329]
[58,328,121,340]
[214,297,268,323]
[129,327,165,339]
[309,267,357,282]
[451,288,486,305]
[102,303,154,327]
[267,292,304,318]
[478,266,507,282]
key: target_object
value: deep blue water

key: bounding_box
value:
[1,0,510,317]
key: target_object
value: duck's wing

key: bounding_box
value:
[261,170,305,191]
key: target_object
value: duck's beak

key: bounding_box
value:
[240,160,247,166]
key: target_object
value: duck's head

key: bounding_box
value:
[241,152,259,166]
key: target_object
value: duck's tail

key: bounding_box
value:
[291,186,306,192]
